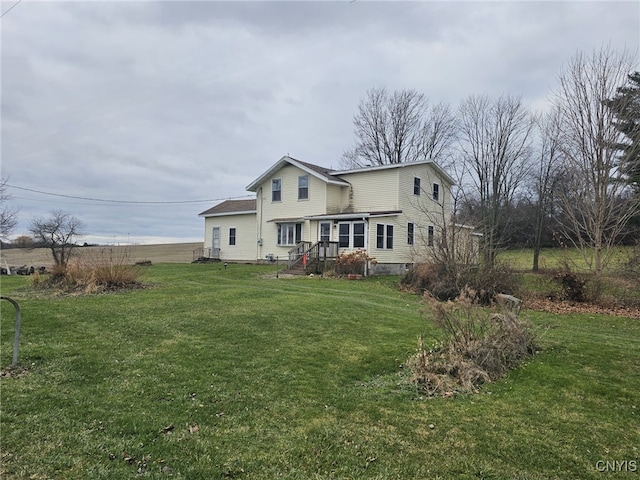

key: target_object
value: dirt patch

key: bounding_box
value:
[0,364,31,378]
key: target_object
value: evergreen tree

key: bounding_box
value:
[607,71,640,192]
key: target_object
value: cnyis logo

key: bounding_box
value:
[595,460,637,472]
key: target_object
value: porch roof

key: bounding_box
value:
[267,216,306,223]
[303,210,402,221]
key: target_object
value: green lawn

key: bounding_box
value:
[497,246,635,273]
[1,264,639,479]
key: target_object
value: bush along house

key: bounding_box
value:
[198,156,479,275]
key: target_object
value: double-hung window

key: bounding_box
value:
[414,177,421,196]
[376,223,394,249]
[272,178,282,202]
[338,223,350,248]
[407,222,414,245]
[432,183,440,201]
[229,227,236,246]
[338,221,365,248]
[427,225,434,247]
[298,175,309,200]
[353,222,365,248]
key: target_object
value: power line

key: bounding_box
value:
[1,0,23,18]
[6,184,253,205]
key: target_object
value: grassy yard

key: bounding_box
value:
[497,246,636,273]
[1,264,639,479]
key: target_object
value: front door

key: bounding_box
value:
[212,227,221,257]
[319,222,331,256]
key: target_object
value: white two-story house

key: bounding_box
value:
[198,155,467,275]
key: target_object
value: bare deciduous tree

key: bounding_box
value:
[551,46,639,293]
[457,94,534,267]
[342,87,457,168]
[29,210,85,267]
[530,108,563,271]
[0,177,19,240]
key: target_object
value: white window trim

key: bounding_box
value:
[337,221,366,249]
[272,177,282,203]
[376,223,394,250]
[407,222,415,245]
[229,226,237,247]
[414,176,421,196]
[298,175,309,201]
[277,222,302,246]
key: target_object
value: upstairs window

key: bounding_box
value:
[298,175,309,200]
[432,183,440,201]
[272,178,282,202]
[414,177,421,196]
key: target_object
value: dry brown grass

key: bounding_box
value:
[1,242,202,269]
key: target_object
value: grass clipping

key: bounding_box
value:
[408,290,537,397]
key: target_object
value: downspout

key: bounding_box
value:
[257,187,263,261]
[363,216,369,276]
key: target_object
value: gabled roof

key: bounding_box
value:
[198,199,256,217]
[246,156,350,192]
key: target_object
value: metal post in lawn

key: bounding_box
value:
[1,296,22,367]
[276,256,279,278]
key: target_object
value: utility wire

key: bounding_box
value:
[6,184,253,205]
[1,0,23,18]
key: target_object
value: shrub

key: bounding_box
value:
[401,262,519,304]
[335,249,376,276]
[553,270,586,302]
[33,248,144,293]
[407,290,537,397]
[400,263,446,296]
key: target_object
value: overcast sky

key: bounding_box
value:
[2,1,638,245]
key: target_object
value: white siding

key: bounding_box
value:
[255,164,334,260]
[203,213,257,261]
[337,163,453,267]
[396,164,453,264]
[368,216,413,265]
[397,163,452,221]
[340,169,400,212]
[200,159,456,270]
[326,184,346,214]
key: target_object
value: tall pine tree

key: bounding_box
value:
[607,71,640,192]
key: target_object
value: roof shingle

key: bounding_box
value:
[198,199,256,217]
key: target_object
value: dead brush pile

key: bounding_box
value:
[407,290,538,397]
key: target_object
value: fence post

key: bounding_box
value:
[1,296,22,366]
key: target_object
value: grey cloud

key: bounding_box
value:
[1,0,637,243]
